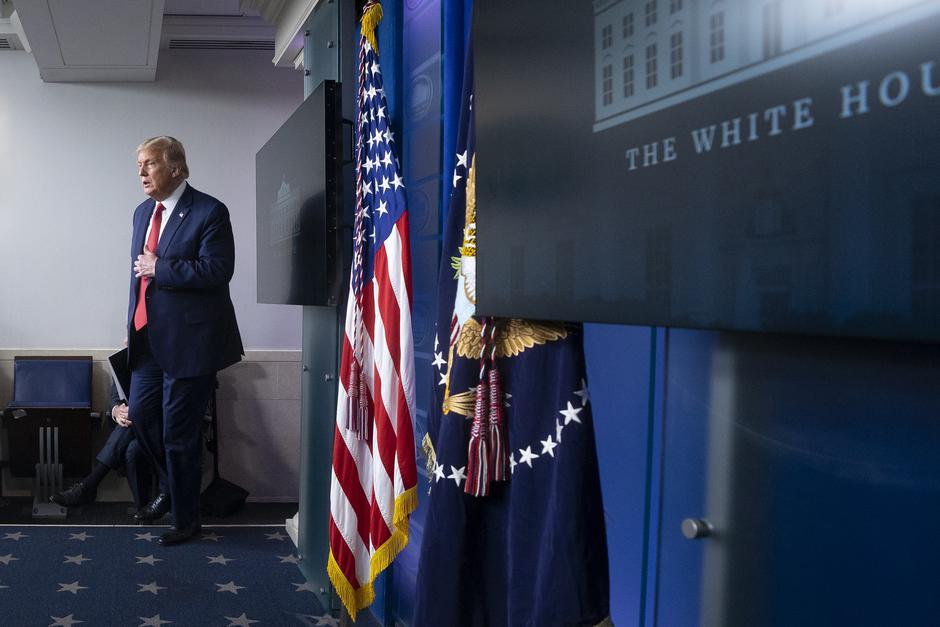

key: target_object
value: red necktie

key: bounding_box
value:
[133,202,165,331]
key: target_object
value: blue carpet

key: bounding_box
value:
[0,525,335,626]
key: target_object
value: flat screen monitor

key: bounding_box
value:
[475,0,940,342]
[256,79,343,306]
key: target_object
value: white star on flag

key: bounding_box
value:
[518,446,539,468]
[0,554,19,565]
[509,452,517,474]
[376,199,389,217]
[265,531,287,541]
[3,532,27,541]
[134,532,158,542]
[63,554,91,565]
[137,581,166,595]
[138,614,172,627]
[574,378,591,406]
[453,170,462,187]
[432,352,446,369]
[49,614,83,626]
[215,580,246,594]
[278,554,301,564]
[560,401,583,425]
[201,531,223,542]
[456,150,468,168]
[135,554,163,566]
[224,613,260,627]
[68,532,92,541]
[57,581,88,594]
[448,465,467,487]
[433,463,446,482]
[541,436,559,458]
[556,419,565,444]
[293,580,318,593]
[207,554,235,565]
[390,172,404,190]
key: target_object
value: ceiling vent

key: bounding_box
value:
[167,38,273,51]
[0,37,11,49]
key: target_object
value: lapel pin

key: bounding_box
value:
[179,212,185,218]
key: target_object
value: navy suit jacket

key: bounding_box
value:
[126,184,244,378]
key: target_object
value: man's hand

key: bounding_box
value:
[134,246,158,278]
[112,404,132,428]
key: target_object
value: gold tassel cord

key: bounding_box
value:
[361,2,383,53]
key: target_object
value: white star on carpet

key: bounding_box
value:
[63,554,91,565]
[68,532,93,542]
[138,614,172,626]
[216,580,246,594]
[560,401,583,425]
[265,531,287,541]
[137,581,166,595]
[224,613,259,627]
[2,532,27,541]
[540,436,559,458]
[201,531,223,542]
[574,378,591,406]
[135,554,163,565]
[134,532,158,542]
[49,614,83,626]
[314,615,340,626]
[278,554,301,564]
[0,582,8,589]
[207,554,235,565]
[518,446,539,468]
[57,581,88,594]
[448,465,467,487]
[293,580,318,593]
[0,554,19,565]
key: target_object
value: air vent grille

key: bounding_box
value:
[0,38,11,50]
[168,39,273,51]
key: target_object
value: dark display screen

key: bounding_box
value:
[256,80,342,307]
[475,0,940,342]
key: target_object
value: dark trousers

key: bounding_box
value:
[96,426,154,509]
[129,329,214,529]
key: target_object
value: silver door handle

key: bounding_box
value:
[681,518,714,540]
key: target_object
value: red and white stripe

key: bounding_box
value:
[329,216,417,619]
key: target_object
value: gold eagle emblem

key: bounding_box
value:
[455,318,568,360]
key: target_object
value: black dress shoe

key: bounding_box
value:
[134,493,171,521]
[50,481,96,507]
[158,524,201,546]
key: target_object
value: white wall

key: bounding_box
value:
[0,49,304,350]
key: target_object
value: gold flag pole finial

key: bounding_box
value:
[361,1,383,53]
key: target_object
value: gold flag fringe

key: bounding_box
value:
[361,2,383,53]
[327,485,418,621]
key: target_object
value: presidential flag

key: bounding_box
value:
[328,2,417,620]
[413,38,611,626]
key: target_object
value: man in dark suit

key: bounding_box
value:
[127,136,243,545]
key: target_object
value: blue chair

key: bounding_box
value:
[2,356,95,517]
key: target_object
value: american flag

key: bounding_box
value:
[327,2,417,621]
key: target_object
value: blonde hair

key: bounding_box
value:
[137,136,190,178]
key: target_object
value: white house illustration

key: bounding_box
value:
[593,0,932,131]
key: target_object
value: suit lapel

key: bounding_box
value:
[156,184,193,257]
[134,201,155,256]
